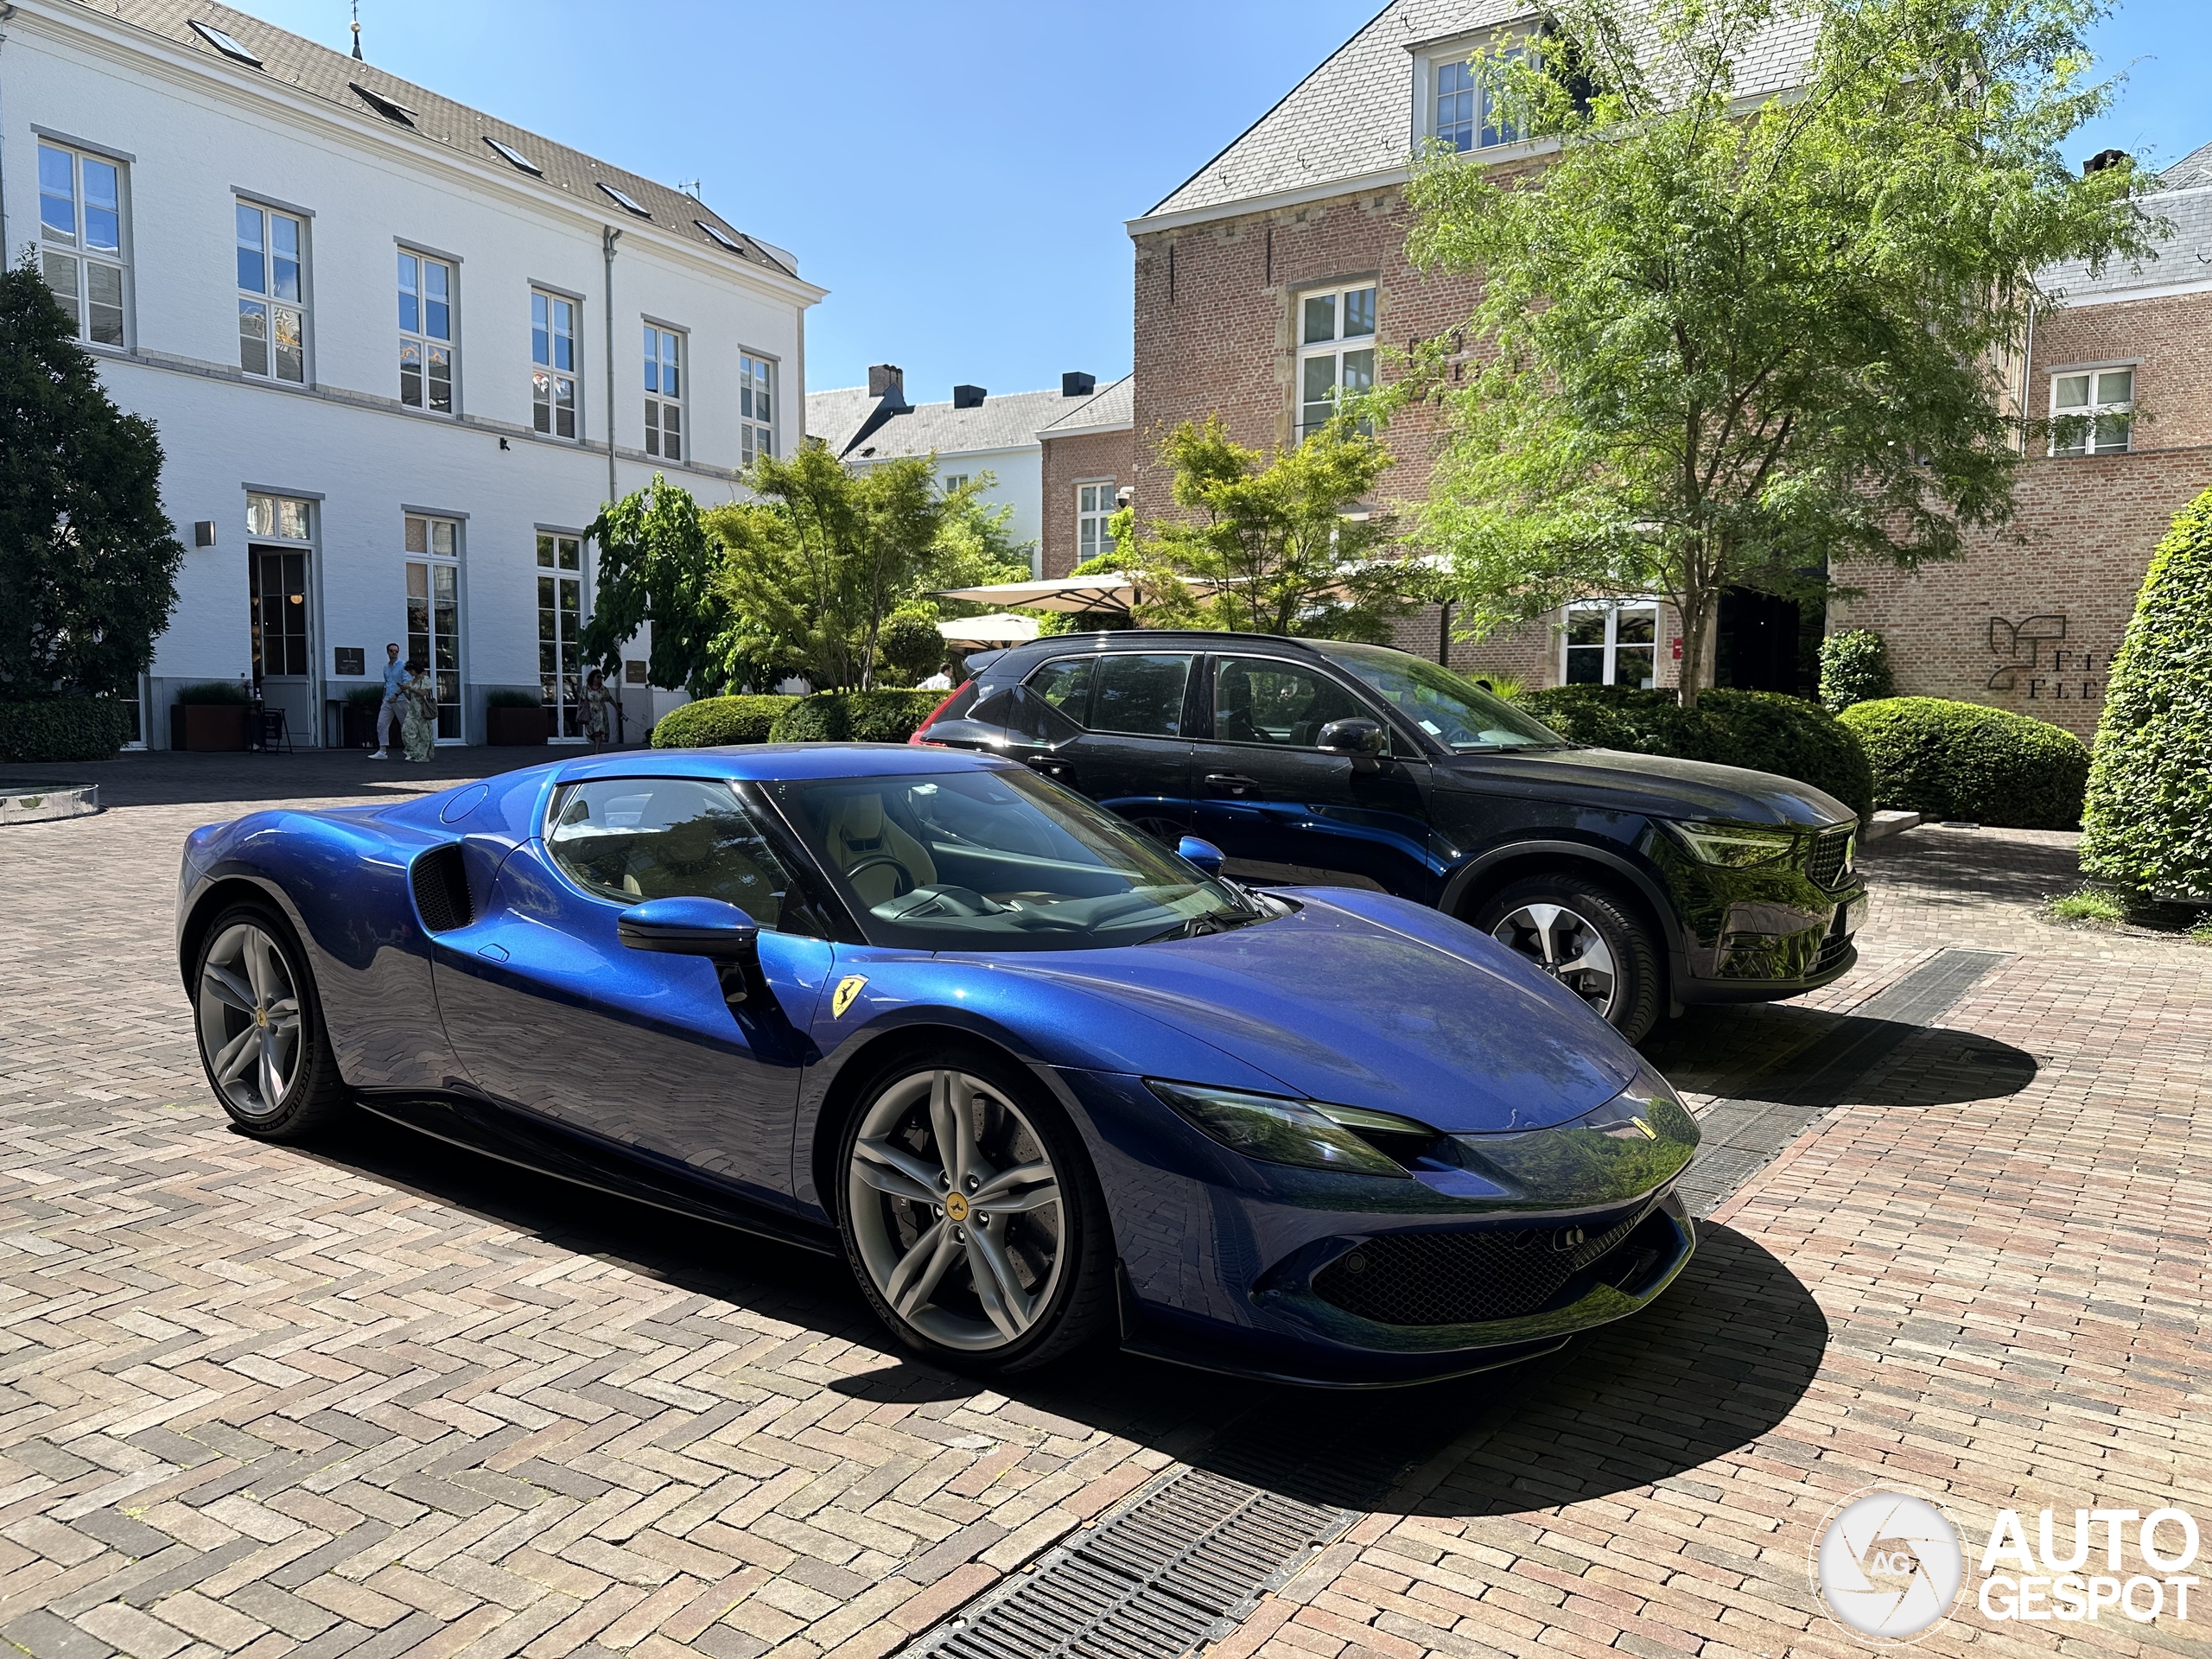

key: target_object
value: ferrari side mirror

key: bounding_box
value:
[1176,836,1226,878]
[618,897,760,958]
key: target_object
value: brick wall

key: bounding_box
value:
[1038,428,1135,578]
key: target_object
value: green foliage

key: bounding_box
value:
[875,606,949,687]
[1129,416,1428,640]
[484,689,542,709]
[1395,0,2153,703]
[768,690,946,744]
[1819,629,1895,712]
[0,265,184,701]
[1471,672,1527,702]
[177,680,249,704]
[343,685,386,710]
[0,696,131,762]
[2081,487,2212,895]
[581,476,725,697]
[1839,696,2088,829]
[2044,887,2126,924]
[929,485,1034,598]
[650,694,798,748]
[1519,684,1874,820]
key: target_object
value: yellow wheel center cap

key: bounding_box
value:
[944,1192,970,1222]
[254,1007,267,1027]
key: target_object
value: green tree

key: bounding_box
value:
[0,264,182,699]
[580,475,726,696]
[1129,414,1425,639]
[1395,0,2152,703]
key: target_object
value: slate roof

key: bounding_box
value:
[2039,143,2212,302]
[1142,0,1816,225]
[806,385,1096,460]
[92,0,798,276]
[1040,373,1134,435]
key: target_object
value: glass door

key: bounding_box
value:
[405,515,462,741]
[537,532,585,740]
[249,544,314,742]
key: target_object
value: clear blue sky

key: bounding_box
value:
[244,1,2207,404]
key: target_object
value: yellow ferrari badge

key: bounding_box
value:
[831,976,868,1019]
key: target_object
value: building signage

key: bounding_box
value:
[1986,615,2107,702]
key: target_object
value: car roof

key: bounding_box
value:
[974,631,1339,674]
[548,742,1015,786]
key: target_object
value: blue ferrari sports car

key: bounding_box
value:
[177,744,1699,1386]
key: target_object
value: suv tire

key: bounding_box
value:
[1472,874,1662,1043]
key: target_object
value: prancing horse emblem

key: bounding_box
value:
[831,976,868,1019]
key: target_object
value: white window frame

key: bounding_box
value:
[398,249,457,415]
[1416,31,1535,156]
[537,531,588,741]
[644,323,684,461]
[943,474,970,493]
[532,289,580,440]
[404,514,466,743]
[236,199,308,385]
[37,140,129,347]
[739,353,777,467]
[1562,598,1661,689]
[1076,480,1118,563]
[1296,281,1378,442]
[2050,366,2133,456]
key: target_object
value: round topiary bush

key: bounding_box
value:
[1837,696,2088,830]
[2082,487,2212,896]
[1516,684,1874,822]
[766,690,946,745]
[1818,628,1894,713]
[649,694,798,748]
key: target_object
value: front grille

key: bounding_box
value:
[1804,826,1855,889]
[1816,931,1853,973]
[410,843,474,932]
[1311,1201,1653,1327]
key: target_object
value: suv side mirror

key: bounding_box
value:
[1175,836,1225,877]
[1317,717,1388,772]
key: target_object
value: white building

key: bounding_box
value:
[806,367,1111,576]
[3,0,822,746]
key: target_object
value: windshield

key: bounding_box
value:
[774,766,1267,952]
[1316,641,1567,752]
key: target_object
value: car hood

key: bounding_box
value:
[986,895,1637,1133]
[1439,746,1853,827]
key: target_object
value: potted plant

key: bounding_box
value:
[172,682,251,752]
[486,689,550,746]
[341,685,384,749]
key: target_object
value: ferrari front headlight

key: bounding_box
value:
[1667,820,1797,869]
[1147,1080,1427,1177]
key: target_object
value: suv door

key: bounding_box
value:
[1191,652,1436,897]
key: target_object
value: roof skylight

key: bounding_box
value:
[188,20,263,66]
[483,136,543,175]
[696,220,747,254]
[349,83,418,126]
[596,182,652,218]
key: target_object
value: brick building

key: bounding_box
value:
[1831,142,2212,741]
[1037,374,1134,579]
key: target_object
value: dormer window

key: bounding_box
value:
[1420,34,1531,154]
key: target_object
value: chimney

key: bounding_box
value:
[952,385,987,409]
[868,363,905,400]
[1061,371,1096,397]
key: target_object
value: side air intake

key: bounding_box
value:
[410,843,474,932]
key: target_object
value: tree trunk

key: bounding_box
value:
[1677,586,1720,708]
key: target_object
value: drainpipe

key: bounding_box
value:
[0,4,15,256]
[602,226,622,504]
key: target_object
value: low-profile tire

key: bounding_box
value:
[836,1044,1115,1374]
[191,902,349,1141]
[1471,873,1662,1043]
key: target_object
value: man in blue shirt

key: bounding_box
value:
[371,642,405,759]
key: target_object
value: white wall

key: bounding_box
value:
[940,444,1044,574]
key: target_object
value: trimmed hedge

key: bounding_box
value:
[1517,684,1875,822]
[1819,628,1894,713]
[0,698,132,762]
[2082,486,2212,895]
[650,694,799,748]
[770,690,948,744]
[1838,696,2088,830]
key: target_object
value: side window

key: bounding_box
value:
[1212,658,1367,747]
[1024,658,1093,723]
[966,683,1083,747]
[1090,653,1192,738]
[547,779,804,929]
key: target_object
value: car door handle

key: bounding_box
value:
[1026,756,1074,779]
[1205,772,1261,797]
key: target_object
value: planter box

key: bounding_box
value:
[341,703,381,749]
[172,702,250,753]
[487,705,550,746]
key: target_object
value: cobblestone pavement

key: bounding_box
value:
[2,769,2206,1659]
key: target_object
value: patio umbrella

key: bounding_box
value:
[935,613,1039,646]
[935,573,1145,615]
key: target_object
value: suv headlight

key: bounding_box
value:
[1147,1080,1433,1177]
[1667,820,1797,868]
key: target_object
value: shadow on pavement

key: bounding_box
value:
[0,745,645,810]
[1648,1004,2037,1110]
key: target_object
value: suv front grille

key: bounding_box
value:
[1804,826,1855,890]
[1311,1201,1654,1327]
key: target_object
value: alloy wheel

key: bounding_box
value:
[1491,901,1620,1018]
[196,923,303,1117]
[846,1069,1065,1351]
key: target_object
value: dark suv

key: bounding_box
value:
[912,632,1866,1041]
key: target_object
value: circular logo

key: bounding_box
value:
[1811,1488,1964,1644]
[943,1192,969,1223]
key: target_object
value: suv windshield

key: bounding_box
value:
[1316,641,1567,752]
[774,766,1265,951]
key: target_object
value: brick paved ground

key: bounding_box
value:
[2,765,2206,1659]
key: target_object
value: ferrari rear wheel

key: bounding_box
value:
[193,904,347,1141]
[839,1048,1113,1372]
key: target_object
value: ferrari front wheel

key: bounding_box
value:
[839,1050,1113,1373]
[192,904,348,1141]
